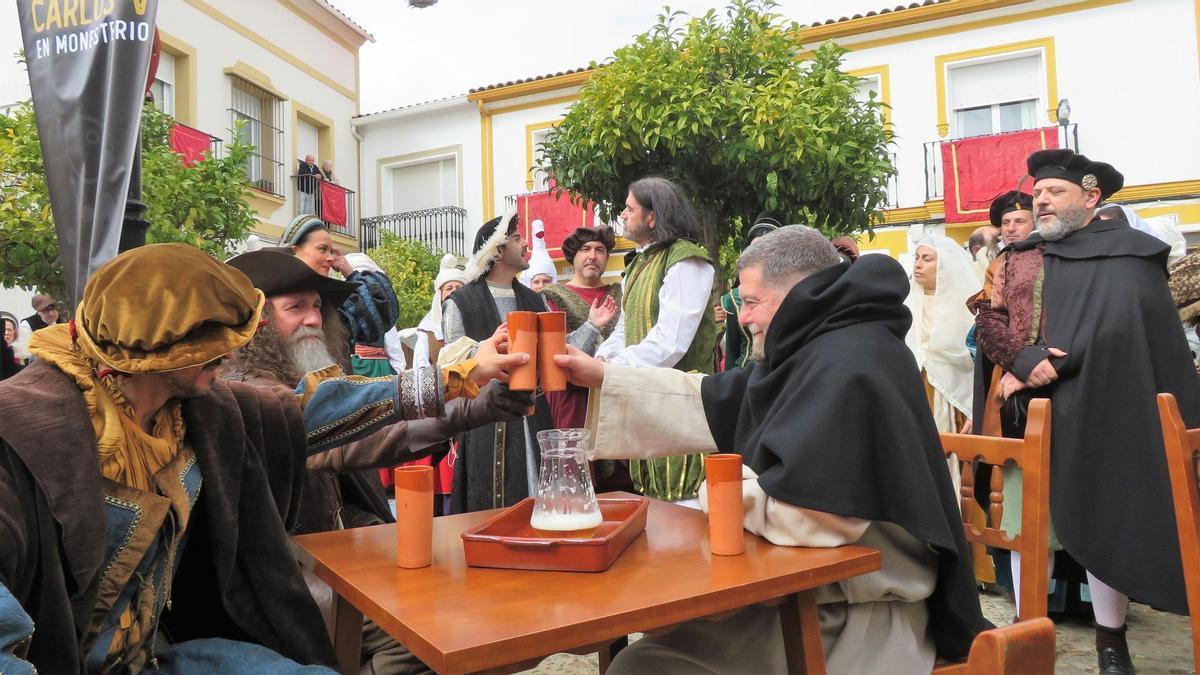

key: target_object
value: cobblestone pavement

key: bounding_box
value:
[518,589,1195,673]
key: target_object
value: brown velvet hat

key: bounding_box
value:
[226,249,357,307]
[75,243,265,373]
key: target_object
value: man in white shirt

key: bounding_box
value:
[595,177,717,502]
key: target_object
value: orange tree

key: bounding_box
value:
[0,101,257,298]
[537,0,894,259]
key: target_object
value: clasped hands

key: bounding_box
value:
[999,347,1067,401]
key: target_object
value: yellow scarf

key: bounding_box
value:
[29,324,184,492]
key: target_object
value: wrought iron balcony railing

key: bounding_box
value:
[924,124,1079,202]
[290,175,355,238]
[359,206,466,255]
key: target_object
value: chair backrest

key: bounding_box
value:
[940,398,1051,621]
[965,617,1056,674]
[1156,392,1200,668]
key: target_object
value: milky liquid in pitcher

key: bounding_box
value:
[529,507,603,533]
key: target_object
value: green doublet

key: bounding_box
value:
[622,240,716,501]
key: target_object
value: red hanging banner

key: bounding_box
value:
[320,181,348,227]
[169,123,211,167]
[941,127,1060,224]
[517,190,595,259]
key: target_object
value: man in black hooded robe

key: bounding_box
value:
[557,226,989,673]
[972,149,1200,674]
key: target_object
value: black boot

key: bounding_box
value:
[1095,623,1134,674]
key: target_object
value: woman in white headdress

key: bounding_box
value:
[413,254,469,368]
[904,235,994,585]
[904,235,981,433]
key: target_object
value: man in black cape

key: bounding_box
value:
[557,226,989,673]
[971,149,1200,674]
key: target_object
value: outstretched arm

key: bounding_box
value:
[555,347,716,459]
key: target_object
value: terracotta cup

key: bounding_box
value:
[704,454,745,556]
[537,311,568,392]
[395,466,434,568]
[507,311,539,392]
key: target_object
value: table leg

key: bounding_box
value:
[780,590,826,675]
[332,593,364,675]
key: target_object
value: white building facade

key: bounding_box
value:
[354,0,1200,272]
[154,0,371,249]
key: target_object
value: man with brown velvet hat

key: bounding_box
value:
[0,244,527,673]
[971,150,1200,674]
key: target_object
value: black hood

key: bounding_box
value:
[764,254,912,370]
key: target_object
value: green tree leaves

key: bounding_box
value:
[367,233,443,329]
[0,101,258,298]
[537,0,895,279]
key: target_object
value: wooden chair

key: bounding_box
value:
[935,617,1056,674]
[1156,392,1200,667]
[940,398,1052,622]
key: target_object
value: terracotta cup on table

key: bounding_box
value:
[395,466,434,568]
[704,454,745,556]
[507,311,539,393]
[537,311,568,392]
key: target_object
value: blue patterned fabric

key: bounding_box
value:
[340,269,399,347]
[0,584,35,674]
[147,638,334,674]
[86,453,203,671]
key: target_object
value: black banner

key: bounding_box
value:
[15,0,159,307]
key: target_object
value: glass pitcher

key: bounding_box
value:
[531,429,602,532]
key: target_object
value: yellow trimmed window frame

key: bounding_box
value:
[934,36,1057,138]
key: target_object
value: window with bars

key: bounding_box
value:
[228,76,285,196]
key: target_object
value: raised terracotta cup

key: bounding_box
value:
[395,466,434,568]
[537,311,568,392]
[507,311,539,392]
[704,454,745,556]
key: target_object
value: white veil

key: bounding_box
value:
[903,235,982,421]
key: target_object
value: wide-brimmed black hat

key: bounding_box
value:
[227,249,357,307]
[989,190,1033,227]
[1026,149,1123,199]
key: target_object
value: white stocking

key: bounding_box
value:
[1086,570,1129,628]
[1009,551,1055,617]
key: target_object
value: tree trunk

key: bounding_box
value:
[697,204,726,298]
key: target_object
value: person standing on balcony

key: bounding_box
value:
[282,215,399,353]
[440,208,616,513]
[594,177,718,505]
[297,153,321,214]
[320,159,337,185]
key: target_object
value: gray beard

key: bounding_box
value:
[290,328,336,375]
[1036,205,1089,242]
[749,327,766,364]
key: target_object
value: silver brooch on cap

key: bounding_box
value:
[1081,174,1098,191]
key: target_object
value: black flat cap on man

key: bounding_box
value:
[227,249,358,306]
[1026,149,1124,199]
[989,190,1034,227]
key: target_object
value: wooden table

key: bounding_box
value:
[293,494,881,675]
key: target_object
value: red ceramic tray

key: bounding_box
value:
[461,494,649,572]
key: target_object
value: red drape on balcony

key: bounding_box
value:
[941,127,1059,224]
[168,123,210,167]
[320,181,348,227]
[517,190,595,259]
